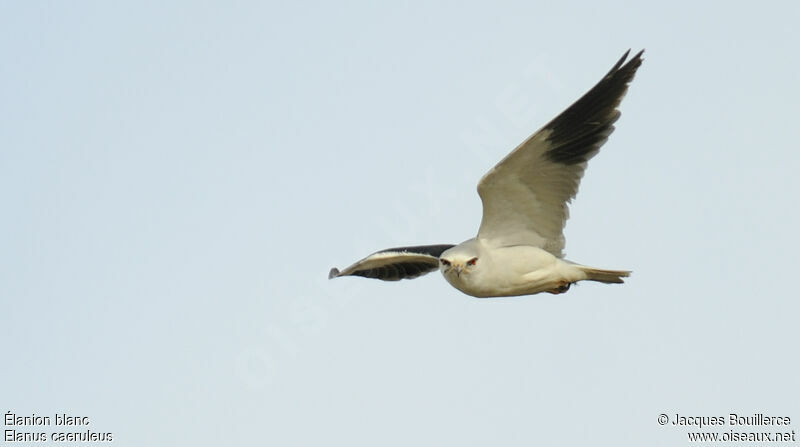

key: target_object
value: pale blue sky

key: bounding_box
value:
[2,1,799,446]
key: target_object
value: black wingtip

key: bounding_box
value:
[632,50,645,70]
[612,49,632,71]
[606,49,644,78]
[542,48,645,165]
[328,268,340,279]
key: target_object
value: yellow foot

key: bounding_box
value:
[546,281,571,294]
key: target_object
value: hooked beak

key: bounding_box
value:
[454,264,463,277]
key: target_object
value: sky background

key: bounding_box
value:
[2,1,799,446]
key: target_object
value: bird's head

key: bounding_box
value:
[438,249,479,279]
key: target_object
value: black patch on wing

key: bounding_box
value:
[544,49,644,165]
[329,244,456,282]
[351,261,439,281]
[359,244,456,281]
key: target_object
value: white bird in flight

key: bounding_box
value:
[330,50,643,297]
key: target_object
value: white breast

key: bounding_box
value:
[441,241,585,298]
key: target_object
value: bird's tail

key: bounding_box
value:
[579,266,631,284]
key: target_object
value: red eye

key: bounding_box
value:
[441,259,451,266]
[467,257,478,266]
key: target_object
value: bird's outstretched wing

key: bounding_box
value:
[476,50,643,257]
[329,244,455,281]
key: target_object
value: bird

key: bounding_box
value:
[329,50,643,298]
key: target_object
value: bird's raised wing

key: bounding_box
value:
[329,244,455,281]
[477,50,643,257]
